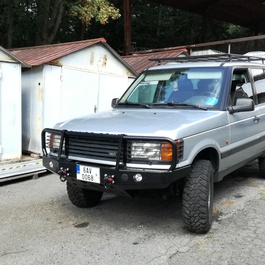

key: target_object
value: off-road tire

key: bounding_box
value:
[66,182,103,208]
[258,156,265,178]
[182,160,214,233]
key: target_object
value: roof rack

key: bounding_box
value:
[149,53,265,64]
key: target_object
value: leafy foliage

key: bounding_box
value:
[0,0,121,47]
[70,0,120,25]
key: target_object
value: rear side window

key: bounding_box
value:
[250,68,265,104]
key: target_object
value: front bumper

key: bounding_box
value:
[43,156,190,195]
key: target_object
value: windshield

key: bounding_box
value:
[118,67,225,109]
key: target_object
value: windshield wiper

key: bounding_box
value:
[154,102,208,110]
[118,101,152,109]
[167,102,208,110]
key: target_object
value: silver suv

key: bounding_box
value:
[42,54,265,233]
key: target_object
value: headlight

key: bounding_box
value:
[47,133,65,156]
[131,142,161,160]
[130,141,173,161]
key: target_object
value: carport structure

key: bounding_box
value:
[124,0,265,54]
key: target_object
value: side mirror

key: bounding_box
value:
[227,98,254,114]
[111,98,119,108]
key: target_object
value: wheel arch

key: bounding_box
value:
[193,147,219,174]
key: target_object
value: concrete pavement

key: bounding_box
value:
[0,161,264,265]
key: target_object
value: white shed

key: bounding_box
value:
[0,46,28,162]
[9,38,137,155]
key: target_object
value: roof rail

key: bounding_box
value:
[149,53,265,64]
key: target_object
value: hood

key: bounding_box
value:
[54,108,227,139]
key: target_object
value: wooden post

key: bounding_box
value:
[124,0,132,55]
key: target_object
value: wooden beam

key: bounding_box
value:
[124,0,132,55]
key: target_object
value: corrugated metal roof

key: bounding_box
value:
[123,48,187,74]
[9,38,107,67]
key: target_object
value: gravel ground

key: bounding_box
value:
[0,161,264,265]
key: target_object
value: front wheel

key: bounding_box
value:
[67,182,103,208]
[182,160,214,233]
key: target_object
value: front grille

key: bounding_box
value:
[67,133,123,163]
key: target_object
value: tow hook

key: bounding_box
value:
[104,174,115,189]
[58,167,70,182]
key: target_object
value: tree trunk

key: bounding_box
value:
[35,0,50,45]
[80,23,86,40]
[156,5,162,37]
[35,0,65,45]
[6,0,14,48]
[47,0,65,44]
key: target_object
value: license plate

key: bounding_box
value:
[76,164,100,184]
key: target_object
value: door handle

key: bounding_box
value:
[254,116,260,123]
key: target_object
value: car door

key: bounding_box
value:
[226,68,261,168]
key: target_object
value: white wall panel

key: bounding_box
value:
[0,62,21,161]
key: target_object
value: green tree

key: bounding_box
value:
[56,0,123,51]
[35,0,120,45]
[0,0,120,48]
